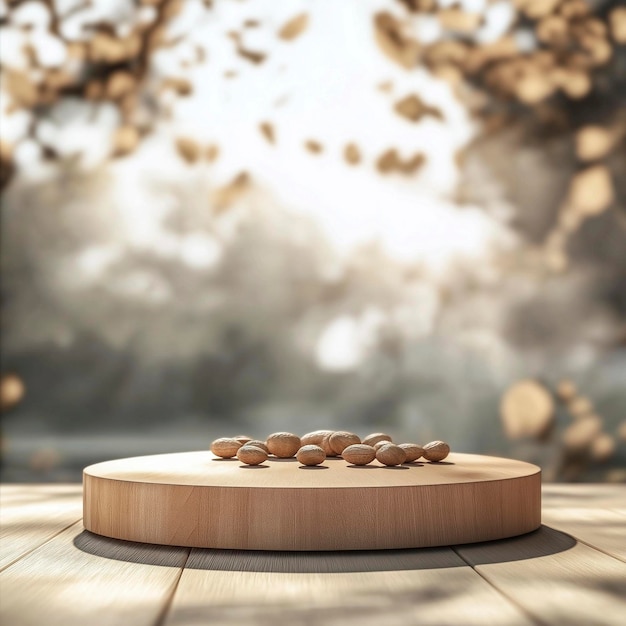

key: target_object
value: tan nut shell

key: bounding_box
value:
[320,433,338,456]
[342,444,376,465]
[362,433,392,447]
[423,440,450,462]
[329,431,361,455]
[399,443,424,462]
[376,443,407,466]
[210,437,242,458]
[234,435,253,444]
[296,444,326,466]
[266,432,301,458]
[301,430,334,447]
[236,445,268,465]
[373,440,390,451]
[246,439,269,453]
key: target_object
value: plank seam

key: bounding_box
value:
[451,546,546,626]
[153,548,191,626]
[541,526,626,565]
[0,518,83,573]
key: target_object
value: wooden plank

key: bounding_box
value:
[542,484,626,510]
[84,451,541,550]
[0,484,83,570]
[0,484,81,508]
[0,525,189,626]
[455,525,626,626]
[542,508,626,562]
[164,547,533,626]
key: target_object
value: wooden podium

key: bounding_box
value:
[83,451,541,550]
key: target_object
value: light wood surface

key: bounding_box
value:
[1,484,625,626]
[83,452,541,550]
[0,484,83,571]
[455,526,626,625]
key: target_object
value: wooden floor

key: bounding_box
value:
[1,484,625,626]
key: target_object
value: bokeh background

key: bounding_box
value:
[1,0,625,482]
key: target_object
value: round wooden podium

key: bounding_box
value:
[83,452,541,551]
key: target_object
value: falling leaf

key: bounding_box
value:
[213,172,250,213]
[259,122,275,144]
[278,13,309,41]
[176,137,201,163]
[376,149,425,175]
[237,47,266,64]
[305,140,323,154]
[373,12,420,69]
[344,143,361,165]
[394,94,443,122]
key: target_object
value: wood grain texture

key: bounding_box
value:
[0,524,189,626]
[541,508,626,562]
[455,525,626,626]
[164,548,533,626]
[542,484,626,510]
[0,484,83,570]
[2,485,626,625]
[83,452,541,550]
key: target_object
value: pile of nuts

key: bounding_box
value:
[210,431,450,467]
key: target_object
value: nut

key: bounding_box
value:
[376,443,407,466]
[266,432,301,458]
[399,443,424,462]
[320,433,338,456]
[373,440,390,451]
[342,444,376,465]
[210,437,243,458]
[423,440,450,462]
[296,444,326,466]
[362,433,392,447]
[234,435,253,444]
[329,431,361,455]
[237,445,268,465]
[246,439,269,453]
[301,430,334,447]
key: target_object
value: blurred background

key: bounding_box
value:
[1,0,625,483]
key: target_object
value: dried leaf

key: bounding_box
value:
[213,172,250,213]
[176,137,201,163]
[278,13,308,41]
[237,47,266,64]
[394,94,443,122]
[344,143,361,165]
[259,122,275,144]
[374,12,420,70]
[305,140,323,154]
